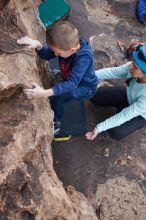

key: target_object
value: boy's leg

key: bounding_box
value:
[50,86,96,122]
[109,116,146,140]
[72,86,96,101]
[50,92,74,136]
[91,85,128,108]
[50,92,74,123]
[50,87,96,135]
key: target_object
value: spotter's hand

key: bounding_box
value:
[85,127,99,140]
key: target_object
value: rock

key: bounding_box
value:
[67,0,102,39]
[111,0,137,18]
[93,177,146,220]
[85,0,99,10]
[103,148,109,157]
[114,20,129,39]
[0,0,11,11]
[94,50,111,70]
[105,0,114,5]
[0,1,97,219]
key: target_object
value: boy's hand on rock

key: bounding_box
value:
[23,83,48,99]
[17,36,42,49]
[85,127,99,140]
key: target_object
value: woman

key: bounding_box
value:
[86,44,146,140]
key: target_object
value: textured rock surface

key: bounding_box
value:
[0,1,97,219]
[111,0,137,18]
[93,177,146,220]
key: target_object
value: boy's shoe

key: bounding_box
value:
[54,121,61,136]
[54,134,72,141]
[53,121,71,141]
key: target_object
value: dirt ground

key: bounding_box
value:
[52,1,146,219]
[53,101,146,219]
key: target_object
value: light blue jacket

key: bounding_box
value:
[95,62,146,132]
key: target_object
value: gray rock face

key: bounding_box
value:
[111,0,137,18]
[0,0,11,10]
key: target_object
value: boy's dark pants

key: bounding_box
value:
[50,86,96,123]
[91,85,146,140]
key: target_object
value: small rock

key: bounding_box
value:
[103,148,109,157]
[127,155,132,161]
[139,173,146,181]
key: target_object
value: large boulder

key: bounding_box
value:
[0,1,97,219]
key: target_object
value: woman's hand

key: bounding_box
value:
[17,36,42,49]
[85,127,99,140]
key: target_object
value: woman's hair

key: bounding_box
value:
[132,44,146,73]
[46,21,79,51]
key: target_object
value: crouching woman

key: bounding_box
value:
[86,44,146,140]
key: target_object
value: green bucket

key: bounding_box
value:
[38,0,71,29]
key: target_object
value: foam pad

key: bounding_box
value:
[38,0,71,29]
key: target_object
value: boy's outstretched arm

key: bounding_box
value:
[17,36,42,49]
[23,83,54,99]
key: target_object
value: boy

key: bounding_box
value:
[17,21,98,136]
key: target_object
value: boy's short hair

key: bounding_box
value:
[46,21,79,51]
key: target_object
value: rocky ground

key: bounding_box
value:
[53,0,146,219]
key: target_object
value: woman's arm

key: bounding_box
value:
[86,97,146,140]
[97,98,146,132]
[96,62,131,80]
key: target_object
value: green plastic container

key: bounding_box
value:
[38,0,71,29]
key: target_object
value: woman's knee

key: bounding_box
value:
[109,117,146,140]
[108,128,125,140]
